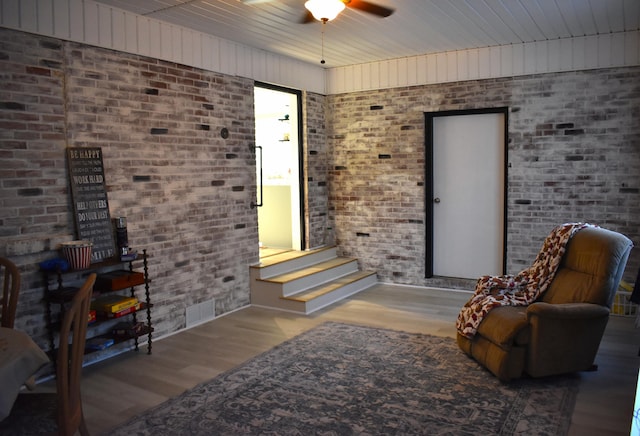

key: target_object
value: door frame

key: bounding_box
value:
[424,107,509,278]
[254,81,306,250]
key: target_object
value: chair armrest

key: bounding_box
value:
[524,301,610,377]
[526,302,609,321]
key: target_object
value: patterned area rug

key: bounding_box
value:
[106,322,578,435]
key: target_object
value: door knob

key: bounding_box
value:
[434,198,441,203]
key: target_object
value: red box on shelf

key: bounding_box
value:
[95,270,145,292]
[87,309,96,324]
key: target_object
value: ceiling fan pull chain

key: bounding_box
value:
[320,20,326,65]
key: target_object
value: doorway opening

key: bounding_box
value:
[254,83,305,258]
[424,108,508,279]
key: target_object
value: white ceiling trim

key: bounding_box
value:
[87,0,640,68]
[0,0,327,94]
[327,30,640,94]
[1,0,639,95]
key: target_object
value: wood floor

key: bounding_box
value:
[41,284,640,435]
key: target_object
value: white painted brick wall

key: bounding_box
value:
[0,29,258,348]
[327,69,640,289]
[1,26,638,352]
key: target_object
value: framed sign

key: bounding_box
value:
[67,147,116,263]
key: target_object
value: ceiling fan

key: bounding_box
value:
[301,0,394,23]
[241,0,394,65]
[242,0,394,23]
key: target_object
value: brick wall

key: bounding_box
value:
[1,31,69,341]
[2,26,639,354]
[64,37,258,334]
[0,28,259,348]
[303,91,329,248]
[327,68,640,289]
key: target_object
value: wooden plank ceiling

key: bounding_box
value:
[93,0,639,68]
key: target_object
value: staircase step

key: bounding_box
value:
[257,257,359,297]
[251,246,338,279]
[285,270,377,314]
[249,247,378,314]
[284,270,377,303]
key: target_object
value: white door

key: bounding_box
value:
[430,111,505,279]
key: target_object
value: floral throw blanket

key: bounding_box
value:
[456,222,592,339]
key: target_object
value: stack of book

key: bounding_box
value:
[111,321,146,338]
[91,295,140,318]
[85,337,115,351]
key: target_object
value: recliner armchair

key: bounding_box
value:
[457,225,633,381]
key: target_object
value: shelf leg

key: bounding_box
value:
[143,249,152,354]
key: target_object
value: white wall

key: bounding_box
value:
[1,0,638,95]
[0,0,326,94]
[326,31,640,94]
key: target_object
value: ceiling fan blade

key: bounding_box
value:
[300,11,315,24]
[345,0,394,18]
[241,0,276,4]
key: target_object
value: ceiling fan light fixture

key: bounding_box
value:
[304,0,345,22]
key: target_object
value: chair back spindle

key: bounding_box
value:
[56,273,95,436]
[0,257,20,329]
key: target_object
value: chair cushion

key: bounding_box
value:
[477,306,530,348]
[542,226,633,307]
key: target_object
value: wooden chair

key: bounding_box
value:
[0,273,96,435]
[0,257,20,328]
[57,272,95,436]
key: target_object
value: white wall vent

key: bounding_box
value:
[185,299,216,328]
